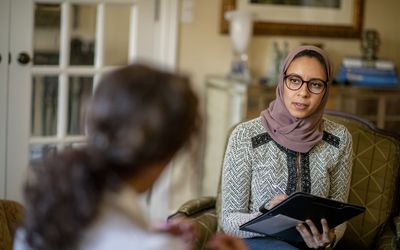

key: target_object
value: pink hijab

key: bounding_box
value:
[260,45,333,153]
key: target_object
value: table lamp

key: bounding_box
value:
[225,10,255,83]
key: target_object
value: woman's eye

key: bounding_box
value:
[290,78,301,84]
[310,81,323,88]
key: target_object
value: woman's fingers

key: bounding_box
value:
[305,219,320,237]
[321,219,337,246]
[296,223,317,248]
[320,219,331,243]
[267,194,288,209]
[153,218,196,242]
[296,219,334,249]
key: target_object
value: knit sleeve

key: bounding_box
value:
[329,126,352,203]
[330,126,353,243]
[219,123,263,238]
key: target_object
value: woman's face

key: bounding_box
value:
[283,56,327,119]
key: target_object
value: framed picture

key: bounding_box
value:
[221,0,364,38]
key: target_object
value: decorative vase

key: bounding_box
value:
[225,10,254,83]
[361,29,380,62]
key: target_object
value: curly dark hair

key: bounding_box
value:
[22,63,200,250]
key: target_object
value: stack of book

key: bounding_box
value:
[336,57,399,87]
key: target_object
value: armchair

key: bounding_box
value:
[0,199,24,250]
[169,111,400,250]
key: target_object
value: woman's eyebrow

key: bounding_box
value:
[287,72,327,81]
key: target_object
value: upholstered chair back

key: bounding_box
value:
[324,111,400,249]
[0,199,24,250]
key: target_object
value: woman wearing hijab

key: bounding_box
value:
[220,46,352,250]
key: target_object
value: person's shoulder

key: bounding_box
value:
[323,118,351,148]
[82,228,184,250]
[232,116,265,136]
[323,118,349,136]
[13,229,32,250]
[81,212,185,250]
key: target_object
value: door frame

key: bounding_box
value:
[7,0,34,201]
[0,0,11,198]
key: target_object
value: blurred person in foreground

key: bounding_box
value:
[14,63,248,250]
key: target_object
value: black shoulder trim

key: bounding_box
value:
[323,131,340,148]
[251,132,272,148]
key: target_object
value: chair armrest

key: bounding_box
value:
[169,196,216,218]
[168,196,217,250]
[376,218,399,250]
[393,216,400,241]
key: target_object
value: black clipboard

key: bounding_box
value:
[239,192,365,243]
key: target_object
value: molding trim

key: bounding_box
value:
[154,0,179,69]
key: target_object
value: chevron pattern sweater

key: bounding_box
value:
[220,117,352,239]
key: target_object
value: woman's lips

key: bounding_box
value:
[292,102,309,110]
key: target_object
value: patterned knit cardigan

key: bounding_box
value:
[220,117,352,240]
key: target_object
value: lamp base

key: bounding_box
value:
[229,54,251,83]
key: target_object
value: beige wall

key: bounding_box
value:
[177,0,231,94]
[178,0,400,90]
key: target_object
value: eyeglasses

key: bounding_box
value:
[284,74,327,94]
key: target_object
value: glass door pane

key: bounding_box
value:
[104,4,131,65]
[30,143,58,160]
[67,76,93,135]
[69,4,96,66]
[31,75,59,136]
[33,4,61,65]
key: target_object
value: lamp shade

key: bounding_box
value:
[225,10,254,54]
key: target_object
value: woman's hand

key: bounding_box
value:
[206,233,249,250]
[267,194,288,209]
[296,218,336,249]
[153,218,196,248]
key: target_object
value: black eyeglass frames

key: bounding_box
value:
[284,74,327,94]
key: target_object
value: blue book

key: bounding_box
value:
[337,65,399,87]
[343,57,395,70]
[339,65,396,76]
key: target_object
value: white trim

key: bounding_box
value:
[57,74,68,141]
[35,0,138,3]
[95,3,104,68]
[60,2,70,68]
[0,0,11,198]
[7,0,34,201]
[154,0,179,69]
[31,66,119,75]
[56,2,70,143]
[30,135,86,144]
[132,0,156,63]
[128,4,138,62]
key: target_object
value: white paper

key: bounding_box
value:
[244,214,304,235]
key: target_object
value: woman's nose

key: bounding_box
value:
[297,82,310,97]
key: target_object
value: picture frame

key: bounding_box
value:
[221,0,364,38]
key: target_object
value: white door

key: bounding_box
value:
[5,0,178,202]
